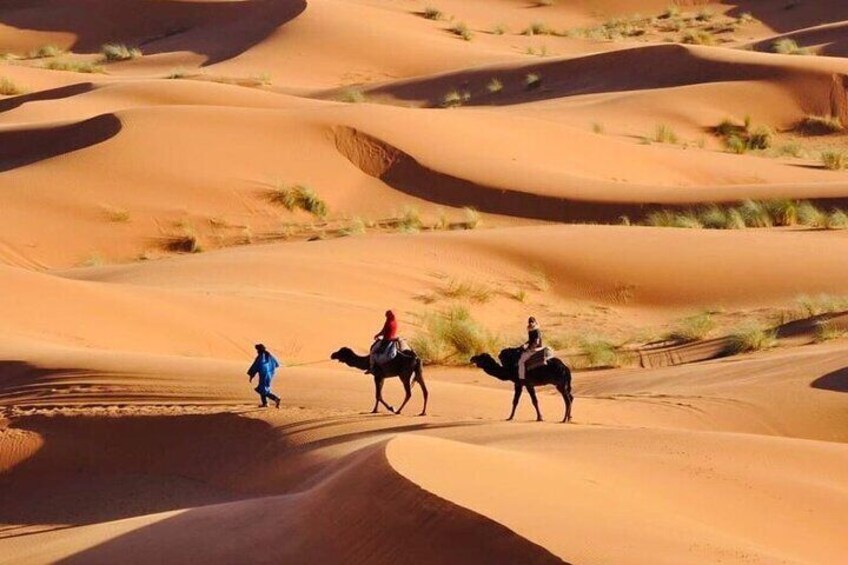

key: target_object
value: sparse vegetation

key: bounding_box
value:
[441,278,493,303]
[524,72,542,90]
[449,22,473,41]
[442,89,466,108]
[724,322,777,355]
[397,207,423,233]
[42,60,104,73]
[269,184,328,218]
[592,122,605,134]
[578,336,620,368]
[166,68,189,79]
[0,77,24,96]
[492,23,508,35]
[101,43,142,62]
[462,207,481,229]
[665,311,716,342]
[102,206,131,223]
[486,78,503,94]
[681,29,716,45]
[166,226,203,254]
[652,124,678,144]
[640,200,848,230]
[821,150,847,171]
[423,6,442,20]
[772,38,810,55]
[340,217,366,236]
[411,305,501,365]
[796,294,848,317]
[713,118,773,153]
[28,44,63,59]
[827,209,848,229]
[338,88,367,103]
[815,321,847,342]
[522,22,551,36]
[798,115,843,135]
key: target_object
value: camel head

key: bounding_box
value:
[330,347,355,362]
[330,347,370,371]
[469,353,496,368]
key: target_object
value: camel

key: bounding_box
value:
[330,346,429,416]
[470,347,573,422]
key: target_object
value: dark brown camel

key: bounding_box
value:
[470,347,573,422]
[330,347,428,416]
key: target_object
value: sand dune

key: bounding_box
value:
[2,1,848,563]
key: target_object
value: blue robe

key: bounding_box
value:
[247,352,280,394]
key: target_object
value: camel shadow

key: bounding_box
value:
[811,368,848,393]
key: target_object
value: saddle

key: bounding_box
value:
[370,339,411,365]
[525,347,554,371]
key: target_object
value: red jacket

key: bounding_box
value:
[375,317,398,340]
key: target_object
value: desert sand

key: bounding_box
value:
[1,1,847,563]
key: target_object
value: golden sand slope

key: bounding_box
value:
[2,1,848,563]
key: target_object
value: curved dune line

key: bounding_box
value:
[0,437,563,564]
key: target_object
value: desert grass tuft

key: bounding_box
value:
[486,78,503,94]
[821,150,847,171]
[0,77,25,96]
[101,43,142,62]
[826,209,848,229]
[441,278,493,303]
[461,207,481,229]
[796,294,848,317]
[449,22,473,41]
[724,322,777,355]
[269,183,328,218]
[772,38,810,55]
[28,44,64,59]
[665,311,716,342]
[338,88,366,103]
[423,6,442,20]
[578,336,620,368]
[43,59,104,73]
[815,321,848,343]
[653,123,678,144]
[398,207,423,233]
[798,115,843,135]
[524,72,542,90]
[411,305,501,365]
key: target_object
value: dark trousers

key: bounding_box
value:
[255,386,280,406]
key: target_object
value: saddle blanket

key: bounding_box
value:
[525,347,554,371]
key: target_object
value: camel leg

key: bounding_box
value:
[395,376,413,415]
[415,373,429,416]
[557,384,572,423]
[526,384,543,421]
[507,383,523,421]
[371,376,382,413]
[373,376,395,414]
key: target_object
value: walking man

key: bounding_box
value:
[247,343,281,408]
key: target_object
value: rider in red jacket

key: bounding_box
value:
[374,310,398,341]
[370,310,398,373]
